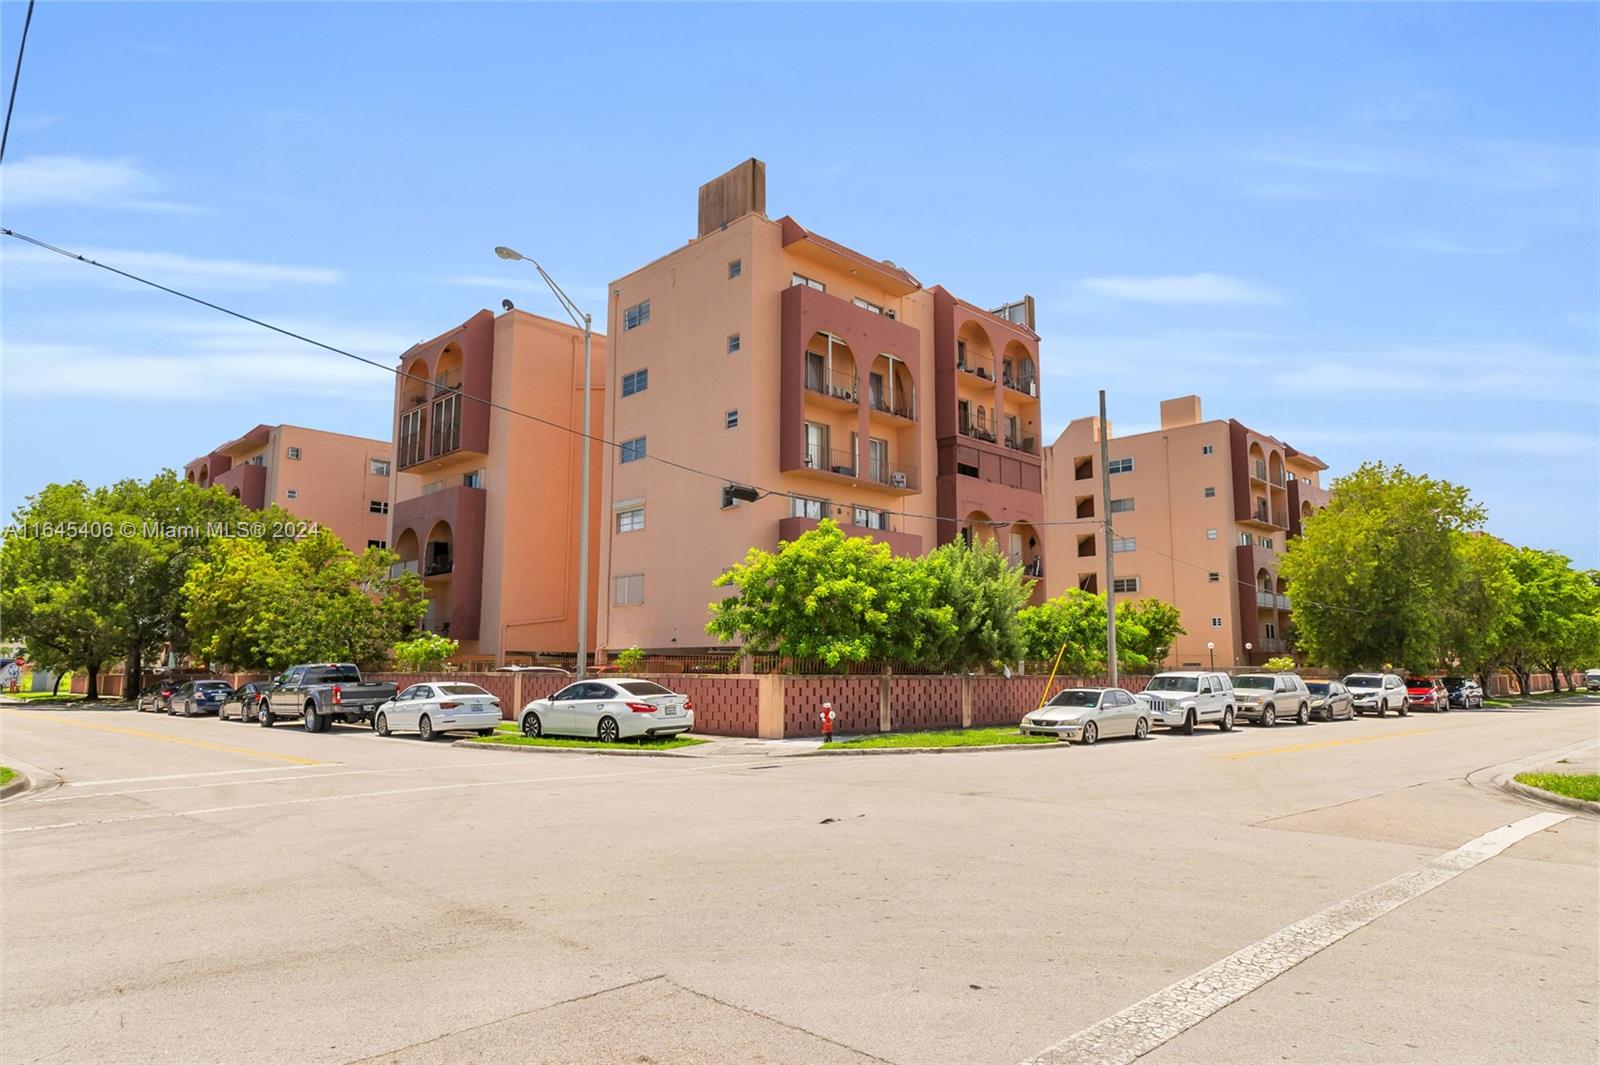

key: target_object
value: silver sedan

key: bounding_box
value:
[1020,687,1150,745]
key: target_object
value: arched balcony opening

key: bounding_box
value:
[804,331,859,404]
[423,520,454,578]
[1255,567,1275,611]
[229,487,241,500]
[433,343,464,393]
[961,509,996,548]
[1001,339,1037,397]
[956,321,995,381]
[198,464,210,488]
[1248,442,1267,483]
[1010,520,1044,579]
[398,357,429,468]
[866,353,915,421]
[430,346,465,457]
[392,529,420,579]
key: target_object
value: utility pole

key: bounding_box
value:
[1099,389,1118,687]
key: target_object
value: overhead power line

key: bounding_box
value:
[0,0,36,167]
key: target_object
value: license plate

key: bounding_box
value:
[664,706,679,716]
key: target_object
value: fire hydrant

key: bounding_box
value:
[820,702,836,743]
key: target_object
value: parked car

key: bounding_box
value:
[1306,680,1355,721]
[1586,669,1600,692]
[374,682,503,740]
[1442,676,1485,710]
[136,679,180,713]
[257,663,398,732]
[493,664,572,675]
[218,681,269,722]
[1344,673,1409,717]
[518,678,694,742]
[1135,671,1236,733]
[1232,673,1313,726]
[169,679,233,716]
[1021,687,1149,744]
[1405,676,1451,712]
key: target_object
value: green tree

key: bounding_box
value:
[1262,655,1297,672]
[612,646,646,672]
[1017,590,1108,674]
[1116,598,1185,672]
[706,520,934,669]
[1442,534,1520,695]
[392,633,459,671]
[1499,549,1599,693]
[1280,462,1484,671]
[911,539,1031,672]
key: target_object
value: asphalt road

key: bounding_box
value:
[2,697,1596,1065]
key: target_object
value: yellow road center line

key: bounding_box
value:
[1,710,329,766]
[1221,728,1432,761]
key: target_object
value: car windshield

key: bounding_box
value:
[1404,677,1431,687]
[437,684,489,696]
[195,681,231,692]
[1346,674,1381,688]
[1047,690,1100,708]
[1306,682,1329,694]
[1145,676,1199,693]
[1442,677,1466,690]
[1234,676,1275,690]
[619,681,674,696]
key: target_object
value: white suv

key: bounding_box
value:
[1137,672,1236,734]
[1232,673,1313,727]
[1343,672,1410,717]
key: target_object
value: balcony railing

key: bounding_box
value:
[956,352,995,381]
[1256,590,1275,608]
[959,420,999,445]
[1252,460,1268,482]
[803,445,859,477]
[1276,594,1292,610]
[424,553,454,577]
[1004,434,1039,455]
[430,396,463,456]
[1260,637,1287,653]
[402,385,427,409]
[397,430,425,469]
[804,364,859,404]
[1022,556,1044,578]
[389,559,420,579]
[434,369,462,392]
[868,388,916,421]
[1002,370,1038,397]
[867,460,918,492]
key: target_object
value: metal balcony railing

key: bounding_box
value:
[805,364,859,404]
[1276,594,1292,610]
[434,369,462,392]
[396,430,425,469]
[389,559,420,579]
[956,352,995,381]
[803,445,859,477]
[867,460,918,492]
[868,388,916,421]
[1256,590,1276,608]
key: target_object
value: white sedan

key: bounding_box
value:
[1020,687,1150,744]
[373,682,503,740]
[518,678,694,742]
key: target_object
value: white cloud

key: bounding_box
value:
[1246,138,1598,194]
[3,244,341,290]
[1282,426,1595,460]
[0,155,191,211]
[3,341,383,401]
[1378,232,1523,256]
[1076,272,1280,306]
[1272,343,1597,403]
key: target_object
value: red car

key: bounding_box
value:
[1405,676,1451,712]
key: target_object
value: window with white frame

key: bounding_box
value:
[620,436,646,463]
[853,506,888,530]
[1109,497,1135,513]
[1258,536,1274,549]
[621,369,648,396]
[612,573,644,606]
[725,409,739,429]
[1210,617,1223,628]
[1265,622,1278,639]
[1202,444,1214,455]
[1206,529,1218,540]
[285,489,298,500]
[1203,486,1216,498]
[616,506,644,533]
[623,300,650,330]
[728,259,742,279]
[791,272,825,292]
[1208,571,1221,583]
[369,500,388,515]
[287,446,302,460]
[1238,532,1252,546]
[370,459,390,476]
[1112,536,1136,553]
[462,470,482,489]
[1108,457,1134,475]
[367,539,387,550]
[852,297,883,315]
[1112,576,1140,594]
[789,495,826,520]
[727,334,741,353]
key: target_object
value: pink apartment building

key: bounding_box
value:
[183,424,394,552]
[388,308,606,662]
[1041,395,1331,670]
[596,159,1047,656]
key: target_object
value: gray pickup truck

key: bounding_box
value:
[257,663,398,732]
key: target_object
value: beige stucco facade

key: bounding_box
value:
[184,424,393,552]
[1041,395,1330,670]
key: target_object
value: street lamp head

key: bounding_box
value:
[1207,641,1215,651]
[1245,642,1253,651]
[494,246,524,261]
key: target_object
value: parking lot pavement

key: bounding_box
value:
[1,698,1596,1064]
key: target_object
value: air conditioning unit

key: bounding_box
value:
[885,309,896,319]
[889,471,908,489]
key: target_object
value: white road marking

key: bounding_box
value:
[1020,811,1571,1065]
[62,766,343,787]
[35,762,514,802]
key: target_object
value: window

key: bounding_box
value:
[853,506,888,530]
[1112,536,1136,553]
[803,422,829,469]
[287,446,302,460]
[1109,498,1135,513]
[1202,444,1214,455]
[852,297,883,315]
[1238,532,1252,546]
[1208,571,1221,583]
[725,409,739,429]
[369,500,389,515]
[621,369,648,396]
[370,459,391,476]
[285,489,298,500]
[462,470,482,489]
[1265,622,1278,639]
[1203,486,1216,498]
[623,300,651,330]
[728,259,742,279]
[1211,617,1224,628]
[1206,529,1218,540]
[1112,576,1141,594]
[789,495,826,520]
[1258,536,1274,549]
[612,573,645,606]
[1108,457,1134,475]
[616,506,644,533]
[791,272,825,292]
[727,334,741,353]
[620,437,647,463]
[367,539,387,550]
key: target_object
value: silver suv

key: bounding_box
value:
[1136,672,1236,734]
[1232,673,1312,726]
[1343,673,1410,717]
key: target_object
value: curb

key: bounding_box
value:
[0,774,28,801]
[802,739,1069,757]
[0,756,60,802]
[1502,777,1600,816]
[451,738,701,759]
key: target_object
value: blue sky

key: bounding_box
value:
[2,3,1596,565]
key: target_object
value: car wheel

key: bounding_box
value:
[1297,703,1310,726]
[1081,720,1098,746]
[374,712,390,737]
[477,728,494,737]
[1398,701,1409,717]
[303,706,321,733]
[1220,708,1234,732]
[1376,700,1387,718]
[1262,705,1276,727]
[597,716,619,743]
[521,712,542,738]
[418,715,435,741]
[1134,717,1149,740]
[1181,710,1196,736]
[258,701,274,727]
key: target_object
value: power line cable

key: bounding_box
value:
[0,0,36,167]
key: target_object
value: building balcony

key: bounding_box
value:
[804,365,859,410]
[779,515,922,557]
[1239,508,1285,531]
[1255,590,1276,609]
[396,430,426,471]
[866,460,919,494]
[795,446,919,496]
[214,461,268,511]
[389,559,420,580]
[1276,593,1291,611]
[1003,370,1039,398]
[1003,434,1039,456]
[1260,637,1288,653]
[391,484,486,641]
[867,388,916,423]
[959,421,1000,446]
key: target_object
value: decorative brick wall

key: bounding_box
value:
[890,676,961,729]
[782,676,882,736]
[668,676,759,737]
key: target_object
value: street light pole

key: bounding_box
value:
[495,246,593,679]
[1207,641,1215,670]
[1099,389,1118,689]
